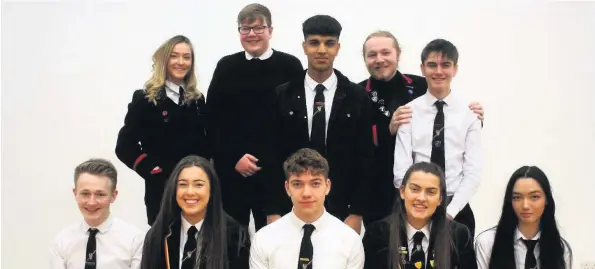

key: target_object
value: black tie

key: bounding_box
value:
[311,84,326,155]
[178,86,185,105]
[181,226,198,269]
[297,224,315,269]
[411,231,425,269]
[522,239,538,269]
[84,228,99,269]
[431,100,446,173]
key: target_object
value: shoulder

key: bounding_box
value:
[327,215,361,239]
[52,222,80,245]
[448,220,474,244]
[111,218,146,243]
[363,217,391,240]
[113,217,144,233]
[272,49,301,62]
[474,226,497,249]
[335,72,368,100]
[216,52,245,67]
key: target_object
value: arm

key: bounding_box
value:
[288,56,305,79]
[455,224,478,269]
[446,118,482,218]
[393,120,413,189]
[346,236,365,269]
[474,235,492,269]
[229,226,251,269]
[115,90,161,180]
[248,233,269,269]
[49,239,66,269]
[130,232,145,269]
[362,222,388,269]
[346,94,375,226]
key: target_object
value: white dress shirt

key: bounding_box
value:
[245,47,274,60]
[179,216,204,269]
[165,80,185,104]
[393,90,482,218]
[406,222,431,261]
[304,72,338,138]
[249,209,364,269]
[475,227,572,269]
[50,215,145,269]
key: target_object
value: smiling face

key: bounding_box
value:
[239,17,272,57]
[73,173,117,227]
[420,51,458,93]
[166,42,192,85]
[400,171,442,228]
[176,166,211,224]
[364,36,399,81]
[512,177,546,226]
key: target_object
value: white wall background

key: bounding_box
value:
[2,0,594,268]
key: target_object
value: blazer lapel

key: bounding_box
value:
[328,85,346,126]
[290,80,310,142]
[165,220,182,269]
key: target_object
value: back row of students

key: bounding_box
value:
[52,151,572,269]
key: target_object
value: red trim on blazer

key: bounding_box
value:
[133,153,147,171]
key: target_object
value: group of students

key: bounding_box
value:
[49,2,574,269]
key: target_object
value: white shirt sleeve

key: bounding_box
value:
[249,233,269,269]
[345,235,365,269]
[447,118,483,217]
[130,232,145,269]
[474,232,493,269]
[50,238,66,269]
[393,121,413,189]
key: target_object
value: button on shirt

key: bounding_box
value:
[475,227,572,269]
[304,72,338,138]
[393,90,482,218]
[249,209,364,269]
[50,215,145,269]
[179,216,204,269]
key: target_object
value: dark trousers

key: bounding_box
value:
[447,196,476,236]
[217,162,268,231]
[144,172,169,226]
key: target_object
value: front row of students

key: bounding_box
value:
[52,151,572,269]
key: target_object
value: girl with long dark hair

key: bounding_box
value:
[139,155,249,269]
[475,166,572,269]
[363,162,477,269]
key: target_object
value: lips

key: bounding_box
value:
[520,212,532,218]
[412,204,427,211]
[185,199,199,204]
[86,208,100,213]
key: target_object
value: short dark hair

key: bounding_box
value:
[283,148,329,179]
[421,38,459,64]
[74,158,118,191]
[302,15,342,39]
[237,3,272,26]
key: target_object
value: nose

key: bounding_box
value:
[416,192,428,202]
[316,44,328,54]
[522,198,530,209]
[87,195,99,205]
[301,185,313,198]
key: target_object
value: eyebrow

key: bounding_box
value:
[512,190,543,195]
[178,178,206,183]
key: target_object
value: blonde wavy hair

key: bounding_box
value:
[144,35,202,105]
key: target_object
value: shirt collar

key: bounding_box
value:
[405,221,431,242]
[421,89,455,108]
[181,214,204,235]
[82,214,114,234]
[165,80,185,94]
[289,208,328,232]
[515,227,541,241]
[245,47,274,60]
[305,71,337,93]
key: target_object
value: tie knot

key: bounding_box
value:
[314,84,325,94]
[187,226,198,238]
[434,100,445,111]
[413,231,425,245]
[303,224,316,236]
[522,239,538,251]
[88,228,99,237]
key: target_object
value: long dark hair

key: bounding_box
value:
[488,166,572,269]
[140,155,231,269]
[387,162,453,269]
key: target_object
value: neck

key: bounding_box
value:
[407,217,429,230]
[85,213,109,228]
[518,221,540,239]
[428,87,450,100]
[308,68,333,84]
[167,77,184,86]
[183,212,205,225]
[295,208,324,223]
[249,46,269,58]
